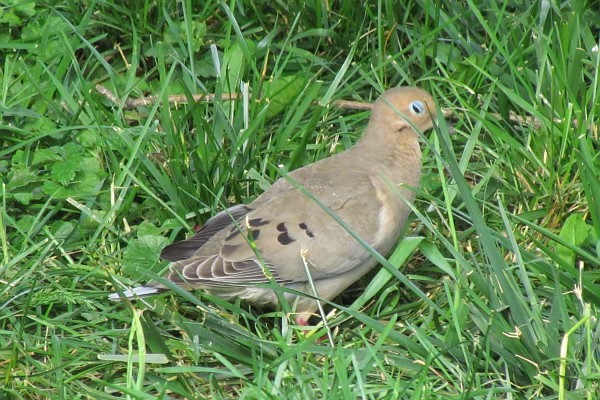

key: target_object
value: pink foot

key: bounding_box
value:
[295,316,331,343]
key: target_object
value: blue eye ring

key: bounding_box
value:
[409,100,425,115]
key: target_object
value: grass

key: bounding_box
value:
[1,0,599,398]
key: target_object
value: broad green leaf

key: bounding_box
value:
[122,235,170,277]
[556,214,592,265]
[51,158,80,185]
[31,148,61,165]
[221,41,246,92]
[265,75,308,119]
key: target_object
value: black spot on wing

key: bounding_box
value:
[248,218,269,227]
[225,226,260,243]
[277,232,294,245]
[225,229,241,241]
[275,222,295,245]
[226,216,266,241]
[298,222,314,238]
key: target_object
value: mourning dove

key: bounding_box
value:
[109,86,437,324]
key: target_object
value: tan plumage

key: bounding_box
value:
[109,86,437,324]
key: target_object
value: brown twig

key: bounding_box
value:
[95,84,586,130]
[95,84,241,108]
[329,99,374,111]
[98,84,374,111]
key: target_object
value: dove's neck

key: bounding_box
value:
[355,124,422,187]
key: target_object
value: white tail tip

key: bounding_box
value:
[108,286,162,301]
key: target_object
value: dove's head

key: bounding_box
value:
[368,86,437,135]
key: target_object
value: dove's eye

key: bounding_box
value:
[409,100,425,115]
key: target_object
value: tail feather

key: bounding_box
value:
[108,286,165,301]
